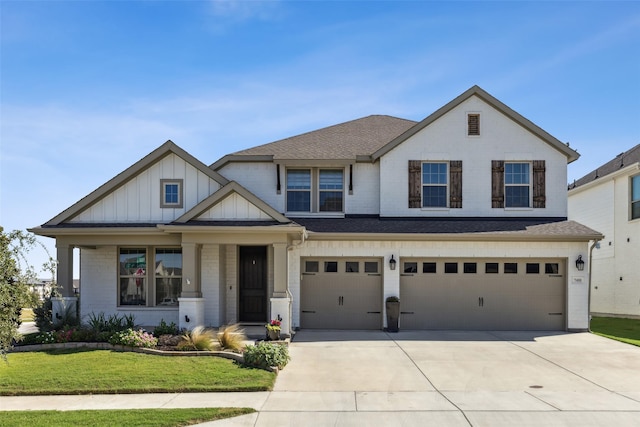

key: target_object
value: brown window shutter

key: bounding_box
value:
[408,160,421,208]
[468,114,480,136]
[449,160,462,208]
[491,160,504,208]
[533,160,546,208]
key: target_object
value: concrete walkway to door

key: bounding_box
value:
[218,330,640,426]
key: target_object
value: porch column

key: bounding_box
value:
[271,242,291,337]
[179,242,204,330]
[56,243,74,297]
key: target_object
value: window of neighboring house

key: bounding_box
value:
[286,169,311,212]
[632,175,640,220]
[286,168,344,213]
[467,114,480,136]
[119,248,182,307]
[319,169,343,212]
[504,163,531,207]
[422,162,448,208]
[155,249,182,306]
[160,179,183,208]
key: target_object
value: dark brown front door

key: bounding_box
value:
[239,246,267,322]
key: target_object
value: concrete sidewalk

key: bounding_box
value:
[3,330,640,426]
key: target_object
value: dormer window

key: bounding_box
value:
[467,113,480,136]
[160,179,183,208]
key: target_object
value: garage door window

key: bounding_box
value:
[545,263,559,274]
[526,263,540,274]
[445,262,458,273]
[364,262,379,273]
[404,262,418,273]
[423,262,437,273]
[464,263,477,273]
[485,263,499,274]
[504,263,518,274]
[324,261,338,272]
[346,262,359,273]
[305,261,319,273]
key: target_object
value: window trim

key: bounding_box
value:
[504,162,532,208]
[631,174,640,220]
[285,167,345,214]
[118,246,182,308]
[421,162,449,208]
[160,179,184,209]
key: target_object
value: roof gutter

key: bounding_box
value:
[304,231,604,242]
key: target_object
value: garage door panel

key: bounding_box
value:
[399,259,566,331]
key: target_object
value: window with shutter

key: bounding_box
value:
[408,160,421,208]
[532,160,546,208]
[491,160,505,208]
[449,160,462,208]
[468,114,480,136]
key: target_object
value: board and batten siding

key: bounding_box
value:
[196,193,273,221]
[380,96,568,217]
[70,154,221,223]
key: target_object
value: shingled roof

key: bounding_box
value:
[570,143,640,189]
[211,115,416,168]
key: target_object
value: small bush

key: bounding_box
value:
[243,342,290,370]
[86,312,137,335]
[217,324,247,352]
[153,319,179,337]
[178,326,218,351]
[109,328,158,348]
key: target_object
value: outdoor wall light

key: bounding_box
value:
[185,315,190,323]
[575,255,585,271]
[389,255,397,271]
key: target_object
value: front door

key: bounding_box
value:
[239,246,267,322]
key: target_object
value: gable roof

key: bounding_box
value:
[210,115,417,169]
[569,143,640,190]
[43,140,229,226]
[370,85,580,163]
[174,181,290,224]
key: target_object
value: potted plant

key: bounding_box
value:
[265,318,281,341]
[385,296,400,332]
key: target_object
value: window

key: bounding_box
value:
[545,263,559,275]
[445,262,458,273]
[160,179,183,208]
[468,114,480,136]
[423,262,437,273]
[632,175,640,220]
[364,262,379,273]
[286,169,311,212]
[505,163,530,207]
[485,263,499,274]
[526,263,540,274]
[324,261,338,273]
[286,169,344,213]
[155,249,182,306]
[404,262,418,273]
[346,262,359,273]
[305,261,319,273]
[422,163,448,207]
[119,247,182,307]
[464,263,477,274]
[504,263,518,274]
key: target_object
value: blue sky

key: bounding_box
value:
[1,0,639,277]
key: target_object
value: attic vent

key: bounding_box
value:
[467,114,480,136]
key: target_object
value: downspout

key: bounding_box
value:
[587,238,601,333]
[285,228,307,335]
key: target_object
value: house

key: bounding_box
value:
[31,86,603,334]
[568,144,640,318]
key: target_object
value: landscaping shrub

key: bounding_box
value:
[178,326,218,351]
[217,324,247,352]
[243,342,290,370]
[153,319,179,337]
[109,328,158,348]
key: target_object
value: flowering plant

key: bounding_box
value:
[265,319,281,331]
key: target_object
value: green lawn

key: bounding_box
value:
[1,348,275,395]
[1,408,254,427]
[591,316,640,347]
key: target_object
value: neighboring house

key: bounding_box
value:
[31,86,602,334]
[568,144,640,318]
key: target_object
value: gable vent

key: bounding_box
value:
[467,114,480,136]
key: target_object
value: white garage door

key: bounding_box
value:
[300,258,382,329]
[399,258,566,331]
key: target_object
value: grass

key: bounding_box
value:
[1,408,254,427]
[591,316,640,347]
[0,348,275,396]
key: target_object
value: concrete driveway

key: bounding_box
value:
[252,330,640,426]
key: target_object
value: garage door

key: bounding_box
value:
[400,258,565,331]
[300,258,382,329]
